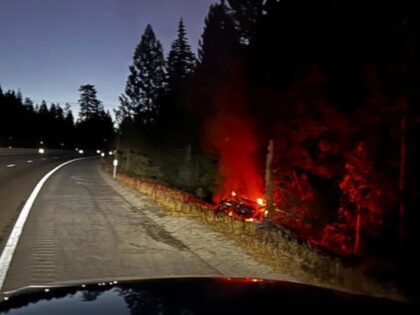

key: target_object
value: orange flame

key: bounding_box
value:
[256,198,265,206]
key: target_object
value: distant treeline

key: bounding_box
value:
[0,84,114,150]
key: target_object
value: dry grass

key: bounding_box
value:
[102,162,404,300]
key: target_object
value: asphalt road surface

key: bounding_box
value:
[1,158,295,293]
[0,149,77,252]
[1,159,220,291]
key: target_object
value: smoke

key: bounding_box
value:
[202,68,264,203]
[204,112,263,202]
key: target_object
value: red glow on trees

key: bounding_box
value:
[204,112,263,202]
[199,63,402,256]
[338,142,397,254]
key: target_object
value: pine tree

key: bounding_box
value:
[49,103,58,120]
[16,89,23,103]
[37,100,49,144]
[78,84,104,121]
[55,104,65,123]
[76,85,114,150]
[64,103,72,118]
[119,24,166,127]
[38,100,49,115]
[23,97,34,111]
[115,94,133,126]
[63,104,75,148]
[65,109,74,125]
[198,3,238,69]
[226,0,266,45]
[167,19,196,89]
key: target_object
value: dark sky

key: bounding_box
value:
[0,0,215,113]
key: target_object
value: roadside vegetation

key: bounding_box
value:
[110,1,419,299]
[102,161,405,301]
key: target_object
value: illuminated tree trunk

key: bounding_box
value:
[265,140,275,219]
[354,208,361,254]
[399,99,407,242]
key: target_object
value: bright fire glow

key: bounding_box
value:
[244,277,263,283]
[231,191,237,197]
[256,198,265,206]
[204,113,264,203]
[245,218,254,222]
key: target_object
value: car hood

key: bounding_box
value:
[0,277,416,314]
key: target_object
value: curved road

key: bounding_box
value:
[0,149,78,252]
[2,159,222,291]
[1,158,294,292]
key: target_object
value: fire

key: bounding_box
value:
[256,198,265,206]
[251,278,263,282]
[204,111,264,203]
[243,277,263,283]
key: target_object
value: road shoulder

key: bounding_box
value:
[99,167,296,282]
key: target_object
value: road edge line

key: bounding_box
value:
[0,157,93,291]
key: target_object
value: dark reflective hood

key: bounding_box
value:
[0,277,416,314]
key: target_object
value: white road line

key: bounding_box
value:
[27,160,33,163]
[6,164,15,168]
[0,157,92,290]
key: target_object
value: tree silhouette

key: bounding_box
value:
[167,19,196,88]
[226,0,265,45]
[198,3,238,69]
[63,103,75,148]
[157,19,197,138]
[0,88,78,148]
[115,94,132,126]
[78,84,104,121]
[186,2,240,137]
[119,24,166,128]
[76,84,114,150]
[37,100,50,145]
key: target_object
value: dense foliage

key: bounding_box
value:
[115,0,420,261]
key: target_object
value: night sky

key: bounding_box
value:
[0,0,215,112]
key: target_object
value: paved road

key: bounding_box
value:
[0,149,77,252]
[2,159,221,291]
[2,159,293,292]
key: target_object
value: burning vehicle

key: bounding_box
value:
[214,191,267,222]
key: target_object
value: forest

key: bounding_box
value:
[114,0,420,266]
[0,84,114,151]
